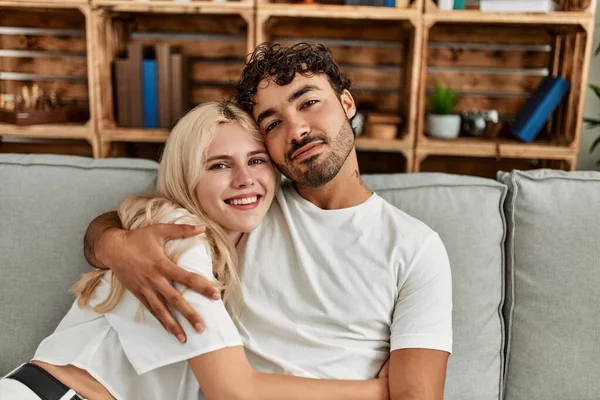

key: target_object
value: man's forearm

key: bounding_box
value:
[83,211,122,269]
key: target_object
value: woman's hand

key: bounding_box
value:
[86,212,220,342]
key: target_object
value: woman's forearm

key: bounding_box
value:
[250,371,388,400]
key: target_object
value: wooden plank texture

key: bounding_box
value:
[0,34,87,52]
[0,9,85,30]
[2,57,87,77]
[130,38,246,59]
[428,47,550,69]
[268,17,409,42]
[426,70,544,93]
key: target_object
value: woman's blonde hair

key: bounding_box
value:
[72,101,262,315]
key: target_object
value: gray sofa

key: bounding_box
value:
[1,153,599,400]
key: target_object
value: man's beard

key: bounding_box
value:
[275,119,354,188]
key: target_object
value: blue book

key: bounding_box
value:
[141,59,158,129]
[511,76,570,143]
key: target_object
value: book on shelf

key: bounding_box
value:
[127,43,144,128]
[156,43,173,129]
[171,51,190,124]
[511,75,570,143]
[480,0,557,12]
[142,59,158,129]
[114,58,131,128]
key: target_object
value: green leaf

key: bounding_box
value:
[427,85,458,115]
[589,84,600,99]
[591,134,600,154]
[583,117,600,129]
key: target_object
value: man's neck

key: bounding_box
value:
[293,149,372,210]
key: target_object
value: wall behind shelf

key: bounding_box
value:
[579,0,600,171]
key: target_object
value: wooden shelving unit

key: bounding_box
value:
[257,1,422,172]
[414,0,595,174]
[0,1,98,156]
[90,0,255,157]
[0,0,596,176]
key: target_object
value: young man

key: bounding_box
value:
[85,42,453,399]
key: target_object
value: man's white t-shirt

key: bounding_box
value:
[32,210,242,400]
[232,181,453,379]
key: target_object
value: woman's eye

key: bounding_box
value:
[209,163,227,170]
[265,121,280,133]
[249,158,266,165]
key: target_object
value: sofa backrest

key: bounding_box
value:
[498,169,600,400]
[364,174,506,400]
[0,154,159,376]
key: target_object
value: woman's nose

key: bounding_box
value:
[233,166,254,188]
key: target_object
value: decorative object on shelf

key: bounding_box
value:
[511,75,570,143]
[0,84,89,126]
[583,83,600,166]
[460,110,499,137]
[480,0,556,12]
[426,85,460,139]
[364,113,402,140]
[437,0,455,10]
[453,0,466,9]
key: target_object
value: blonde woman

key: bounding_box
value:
[0,101,389,400]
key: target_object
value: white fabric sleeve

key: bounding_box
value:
[390,232,453,354]
[102,214,242,375]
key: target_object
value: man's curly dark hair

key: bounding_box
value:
[235,42,354,115]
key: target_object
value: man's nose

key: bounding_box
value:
[285,115,310,142]
[233,165,254,188]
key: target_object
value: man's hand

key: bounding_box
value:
[87,212,220,343]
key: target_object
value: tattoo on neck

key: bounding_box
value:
[354,170,360,179]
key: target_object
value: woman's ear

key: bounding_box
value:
[340,89,357,120]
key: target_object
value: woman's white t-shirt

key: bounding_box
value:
[32,210,242,400]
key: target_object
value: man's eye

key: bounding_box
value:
[209,163,227,170]
[265,121,280,133]
[302,100,318,109]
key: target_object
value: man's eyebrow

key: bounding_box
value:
[256,109,275,128]
[256,85,322,127]
[288,85,321,104]
[205,150,268,163]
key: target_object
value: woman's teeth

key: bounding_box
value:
[228,196,258,205]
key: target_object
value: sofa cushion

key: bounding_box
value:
[0,154,159,376]
[364,174,506,400]
[498,169,600,400]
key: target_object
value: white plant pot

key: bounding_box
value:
[426,114,461,139]
[437,0,454,10]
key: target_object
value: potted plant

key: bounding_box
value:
[426,84,460,139]
[583,83,600,166]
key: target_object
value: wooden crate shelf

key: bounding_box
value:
[101,127,170,142]
[91,0,254,14]
[256,3,421,20]
[415,17,594,172]
[0,122,93,140]
[424,0,595,25]
[1,0,595,175]
[416,154,576,177]
[258,14,422,155]
[92,7,254,156]
[0,3,98,155]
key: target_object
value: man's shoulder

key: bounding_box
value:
[376,195,436,239]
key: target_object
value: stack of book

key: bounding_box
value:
[113,43,190,129]
[480,0,556,11]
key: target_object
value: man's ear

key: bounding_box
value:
[340,89,357,119]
